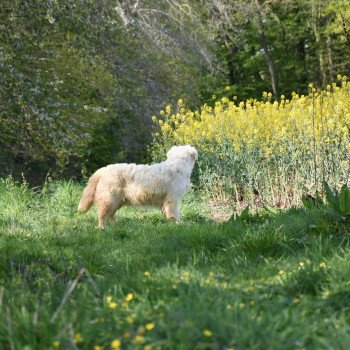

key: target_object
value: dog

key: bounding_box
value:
[78,145,198,229]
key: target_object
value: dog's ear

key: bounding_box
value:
[189,148,198,161]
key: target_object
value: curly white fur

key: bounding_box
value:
[78,145,198,229]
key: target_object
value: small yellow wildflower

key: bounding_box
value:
[267,92,272,98]
[145,322,155,331]
[111,338,122,349]
[123,331,131,339]
[226,304,232,310]
[53,340,60,348]
[106,295,113,303]
[108,302,117,310]
[74,333,83,343]
[319,262,327,269]
[94,346,103,350]
[203,329,213,337]
[278,269,285,276]
[126,316,134,324]
[125,293,134,301]
[144,345,153,350]
[134,335,145,343]
[292,298,301,304]
[178,99,183,106]
[299,262,305,267]
[182,271,190,278]
[238,303,245,309]
[144,271,150,276]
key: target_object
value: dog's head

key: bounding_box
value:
[166,145,198,163]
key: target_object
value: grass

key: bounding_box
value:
[1,178,350,349]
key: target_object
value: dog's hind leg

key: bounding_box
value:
[109,199,123,225]
[97,201,110,230]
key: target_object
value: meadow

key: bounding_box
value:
[1,178,350,350]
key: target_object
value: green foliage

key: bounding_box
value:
[303,182,350,222]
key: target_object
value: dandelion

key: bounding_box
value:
[134,335,145,343]
[145,322,155,331]
[178,99,183,106]
[111,338,122,349]
[123,331,131,338]
[53,340,60,348]
[106,295,113,303]
[125,293,134,301]
[126,316,134,324]
[278,269,285,276]
[299,262,305,267]
[108,302,117,310]
[203,329,213,337]
[319,262,327,269]
[74,333,83,343]
[94,346,103,350]
[144,271,150,276]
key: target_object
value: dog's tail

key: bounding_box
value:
[78,173,99,213]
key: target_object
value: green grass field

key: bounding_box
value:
[1,178,350,350]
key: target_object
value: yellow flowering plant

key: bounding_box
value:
[152,77,350,207]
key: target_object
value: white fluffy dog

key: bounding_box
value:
[78,145,198,229]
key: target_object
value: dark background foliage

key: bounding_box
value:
[1,0,349,184]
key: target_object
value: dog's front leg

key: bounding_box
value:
[163,200,180,222]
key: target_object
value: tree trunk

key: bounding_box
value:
[312,0,326,85]
[256,6,279,99]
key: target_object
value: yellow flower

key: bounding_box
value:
[178,99,183,106]
[238,303,245,309]
[111,338,122,349]
[319,262,327,269]
[278,269,285,276]
[123,331,131,339]
[144,345,152,350]
[94,346,103,350]
[125,293,134,301]
[74,333,83,343]
[53,340,60,348]
[144,271,150,276]
[203,329,213,337]
[182,271,190,278]
[145,322,155,331]
[108,302,117,310]
[106,295,113,303]
[134,335,144,343]
[299,262,305,267]
[126,316,134,324]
